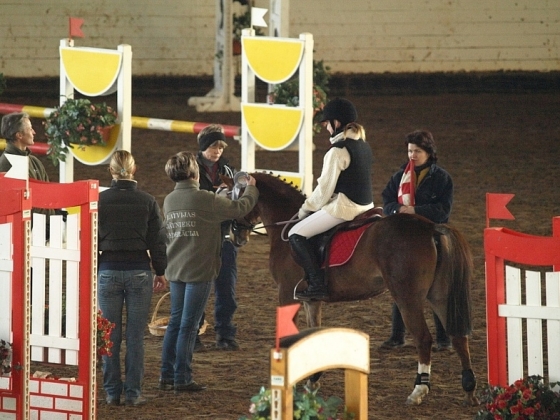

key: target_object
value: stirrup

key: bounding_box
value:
[294,286,328,301]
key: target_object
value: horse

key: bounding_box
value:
[227,172,478,406]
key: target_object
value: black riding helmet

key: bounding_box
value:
[320,98,358,135]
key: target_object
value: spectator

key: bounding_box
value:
[381,130,453,351]
[159,151,258,393]
[97,150,168,406]
[195,124,240,351]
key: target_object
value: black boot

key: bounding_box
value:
[289,234,328,301]
[381,303,405,349]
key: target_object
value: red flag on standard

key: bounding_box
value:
[275,304,300,350]
[69,17,85,39]
[486,193,515,226]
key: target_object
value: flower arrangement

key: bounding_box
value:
[96,310,115,361]
[239,384,355,420]
[268,60,330,134]
[0,339,12,375]
[43,97,117,166]
[475,375,560,420]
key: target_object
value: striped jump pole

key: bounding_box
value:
[0,102,241,138]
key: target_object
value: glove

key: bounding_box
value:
[298,208,309,220]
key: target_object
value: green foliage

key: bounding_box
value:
[0,339,12,375]
[269,60,331,134]
[43,97,117,166]
[239,384,355,420]
[474,375,560,420]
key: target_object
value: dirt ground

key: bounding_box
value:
[4,75,560,419]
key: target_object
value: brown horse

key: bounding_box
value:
[228,172,478,406]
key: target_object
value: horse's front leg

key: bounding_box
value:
[452,335,479,406]
[303,301,322,328]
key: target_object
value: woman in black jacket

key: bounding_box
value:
[381,130,453,352]
[98,150,167,406]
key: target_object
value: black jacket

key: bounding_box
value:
[382,163,453,223]
[98,179,167,275]
[196,153,236,237]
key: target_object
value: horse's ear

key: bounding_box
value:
[220,174,234,189]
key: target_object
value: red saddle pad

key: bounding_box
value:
[326,223,371,267]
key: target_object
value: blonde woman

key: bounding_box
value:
[289,98,374,301]
[98,150,167,407]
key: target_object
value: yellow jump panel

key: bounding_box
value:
[242,104,303,151]
[61,47,122,96]
[242,37,303,84]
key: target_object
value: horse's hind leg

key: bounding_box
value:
[451,335,479,406]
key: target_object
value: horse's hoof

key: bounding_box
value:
[406,384,428,405]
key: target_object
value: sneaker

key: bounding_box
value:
[380,338,405,349]
[174,381,207,394]
[125,396,147,406]
[106,396,120,406]
[158,379,174,391]
[216,338,239,351]
[434,341,453,352]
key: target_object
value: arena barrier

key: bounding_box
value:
[0,174,99,419]
[271,328,369,419]
[485,214,560,388]
[0,102,241,147]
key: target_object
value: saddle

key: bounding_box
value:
[309,207,383,269]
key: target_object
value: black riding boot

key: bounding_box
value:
[381,303,405,348]
[289,234,328,301]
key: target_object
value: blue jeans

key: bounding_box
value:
[214,240,238,340]
[160,280,212,385]
[98,269,153,400]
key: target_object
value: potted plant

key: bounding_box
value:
[268,59,331,134]
[475,375,560,419]
[239,384,355,420]
[43,97,117,166]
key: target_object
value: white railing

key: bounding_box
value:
[28,213,81,365]
[499,267,560,387]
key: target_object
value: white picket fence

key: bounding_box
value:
[0,213,83,366]
[0,222,13,349]
[499,266,560,387]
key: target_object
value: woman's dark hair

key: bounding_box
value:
[405,130,437,163]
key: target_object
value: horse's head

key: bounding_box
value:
[220,174,261,247]
[222,172,305,247]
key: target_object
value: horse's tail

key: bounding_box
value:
[435,224,474,337]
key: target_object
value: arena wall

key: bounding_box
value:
[0,0,558,78]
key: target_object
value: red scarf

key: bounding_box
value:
[398,160,415,206]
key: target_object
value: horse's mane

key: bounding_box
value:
[251,171,306,213]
